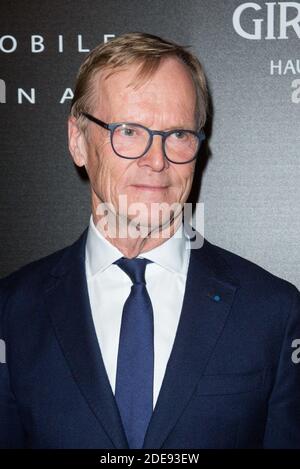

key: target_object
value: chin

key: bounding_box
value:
[130,209,176,234]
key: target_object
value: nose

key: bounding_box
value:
[137,134,169,172]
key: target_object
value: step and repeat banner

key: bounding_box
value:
[0,0,299,287]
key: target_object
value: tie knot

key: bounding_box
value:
[114,257,152,285]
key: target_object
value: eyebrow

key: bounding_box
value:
[112,120,197,130]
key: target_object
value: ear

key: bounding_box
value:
[68,116,88,167]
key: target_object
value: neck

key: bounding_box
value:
[91,200,183,259]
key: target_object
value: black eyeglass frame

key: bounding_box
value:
[81,112,206,164]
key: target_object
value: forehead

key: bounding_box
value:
[93,57,196,120]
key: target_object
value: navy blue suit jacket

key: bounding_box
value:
[0,228,299,448]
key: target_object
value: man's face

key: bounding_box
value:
[70,56,198,232]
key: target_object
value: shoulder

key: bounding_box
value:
[0,227,88,311]
[202,238,299,310]
[0,246,67,308]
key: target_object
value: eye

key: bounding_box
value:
[173,130,188,139]
[118,126,138,137]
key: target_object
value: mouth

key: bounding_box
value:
[130,184,169,191]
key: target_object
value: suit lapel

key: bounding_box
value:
[43,228,128,449]
[143,239,240,449]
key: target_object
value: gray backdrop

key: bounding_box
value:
[0,0,299,288]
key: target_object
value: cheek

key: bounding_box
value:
[85,142,112,199]
[173,166,195,196]
[92,145,133,199]
[88,148,107,188]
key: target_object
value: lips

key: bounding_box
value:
[131,184,169,191]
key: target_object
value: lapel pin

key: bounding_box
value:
[213,294,221,302]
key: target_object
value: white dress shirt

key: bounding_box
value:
[85,214,191,410]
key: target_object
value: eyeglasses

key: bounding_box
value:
[81,112,205,164]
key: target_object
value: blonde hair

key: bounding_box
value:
[70,32,209,136]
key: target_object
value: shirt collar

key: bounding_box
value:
[85,214,191,278]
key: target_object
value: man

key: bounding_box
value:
[0,32,299,449]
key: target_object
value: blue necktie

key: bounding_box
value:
[113,257,154,449]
